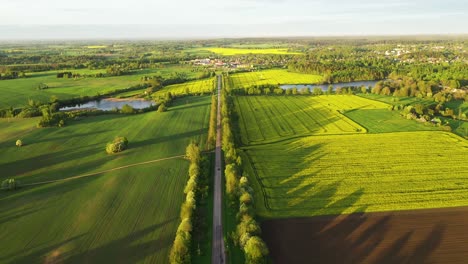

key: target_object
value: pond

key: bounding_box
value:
[60,98,154,111]
[280,80,380,91]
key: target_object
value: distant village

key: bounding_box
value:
[190,58,253,70]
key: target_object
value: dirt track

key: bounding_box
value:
[262,207,468,264]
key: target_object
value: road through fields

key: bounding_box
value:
[212,75,226,264]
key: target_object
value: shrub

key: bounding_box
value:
[121,104,135,114]
[158,103,167,112]
[244,236,269,264]
[106,136,129,154]
[2,179,20,190]
[16,139,23,147]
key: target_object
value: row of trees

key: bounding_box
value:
[221,81,269,264]
[169,143,202,264]
[231,83,368,96]
[0,70,26,80]
[389,63,468,87]
[206,95,217,150]
[288,59,389,83]
[371,79,467,102]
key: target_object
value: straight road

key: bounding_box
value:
[212,75,226,264]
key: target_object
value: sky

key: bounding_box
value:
[0,0,467,39]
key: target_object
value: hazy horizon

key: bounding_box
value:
[1,0,467,40]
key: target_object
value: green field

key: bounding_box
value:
[228,69,323,88]
[344,108,442,133]
[0,96,211,263]
[153,78,215,97]
[358,93,425,106]
[357,93,467,136]
[234,96,468,218]
[243,132,468,218]
[235,95,392,145]
[0,66,198,108]
[196,48,302,55]
[359,93,468,115]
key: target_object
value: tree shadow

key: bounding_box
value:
[0,145,108,181]
[130,128,206,149]
[3,217,177,264]
[61,218,177,263]
[168,101,210,112]
[29,130,111,145]
[0,234,87,264]
[0,206,43,225]
[262,211,448,264]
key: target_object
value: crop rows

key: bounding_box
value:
[153,78,215,97]
[229,69,323,88]
[244,131,468,218]
[0,96,211,263]
[235,96,370,145]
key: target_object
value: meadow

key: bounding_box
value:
[0,65,198,108]
[243,131,468,218]
[344,108,442,133]
[195,48,302,56]
[152,78,215,97]
[228,69,323,88]
[0,96,211,263]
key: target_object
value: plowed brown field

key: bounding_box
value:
[262,207,468,264]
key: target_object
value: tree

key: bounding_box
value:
[273,88,284,95]
[121,104,135,114]
[16,139,23,147]
[169,232,191,264]
[158,103,167,112]
[313,87,323,95]
[244,236,269,264]
[360,86,368,94]
[185,143,201,164]
[37,83,48,90]
[50,95,58,103]
[225,164,239,197]
[106,136,129,154]
[1,179,20,190]
[327,85,333,95]
[5,108,13,122]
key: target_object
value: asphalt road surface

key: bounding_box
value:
[212,75,226,264]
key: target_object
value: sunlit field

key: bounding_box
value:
[0,96,211,263]
[228,69,322,88]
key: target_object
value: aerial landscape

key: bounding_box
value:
[0,0,467,264]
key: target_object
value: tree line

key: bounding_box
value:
[221,76,269,264]
[0,69,26,80]
[169,143,207,264]
[206,94,217,150]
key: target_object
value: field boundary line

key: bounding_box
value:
[13,154,186,188]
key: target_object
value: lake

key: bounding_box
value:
[280,80,380,91]
[60,98,154,111]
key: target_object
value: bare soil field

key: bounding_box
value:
[262,206,468,264]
